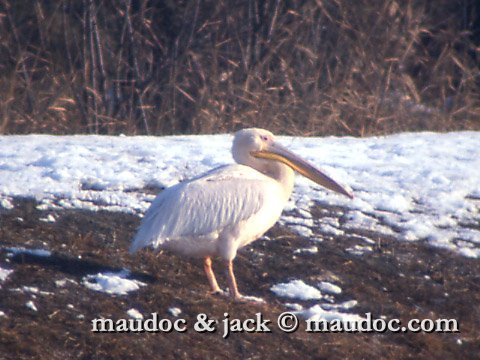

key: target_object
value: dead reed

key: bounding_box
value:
[0,0,478,136]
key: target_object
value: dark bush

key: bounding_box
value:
[0,0,478,136]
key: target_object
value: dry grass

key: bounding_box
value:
[0,0,479,136]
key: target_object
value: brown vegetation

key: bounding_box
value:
[0,0,479,136]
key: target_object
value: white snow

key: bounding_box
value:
[0,132,478,259]
[22,286,40,293]
[19,286,54,296]
[346,244,374,256]
[39,214,56,223]
[82,269,146,295]
[320,300,358,310]
[168,307,182,317]
[271,279,363,319]
[294,246,318,254]
[5,247,52,258]
[127,308,144,320]
[55,278,78,287]
[0,198,13,210]
[270,279,323,300]
[25,300,38,312]
[0,266,13,282]
[318,281,342,295]
[239,295,265,303]
[298,304,363,323]
[284,303,304,311]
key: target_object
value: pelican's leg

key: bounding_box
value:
[204,256,222,293]
[226,259,241,300]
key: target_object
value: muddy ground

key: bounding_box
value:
[0,198,479,359]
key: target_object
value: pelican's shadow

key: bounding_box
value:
[5,250,156,284]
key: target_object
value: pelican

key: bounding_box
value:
[130,128,353,300]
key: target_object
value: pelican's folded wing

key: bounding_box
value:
[129,165,269,253]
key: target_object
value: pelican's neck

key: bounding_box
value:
[263,162,295,200]
[233,148,295,200]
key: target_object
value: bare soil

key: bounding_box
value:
[1,198,479,359]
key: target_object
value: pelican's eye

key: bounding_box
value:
[260,135,269,142]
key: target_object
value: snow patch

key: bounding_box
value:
[25,301,38,312]
[0,197,14,210]
[168,307,182,317]
[294,246,318,254]
[0,267,13,282]
[5,247,52,258]
[82,269,146,295]
[270,280,323,300]
[318,281,342,295]
[297,304,363,323]
[127,308,144,320]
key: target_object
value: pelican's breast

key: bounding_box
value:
[231,179,286,247]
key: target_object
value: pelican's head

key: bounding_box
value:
[232,128,353,199]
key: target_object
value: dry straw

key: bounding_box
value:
[0,0,478,136]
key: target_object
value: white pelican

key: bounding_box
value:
[130,128,353,300]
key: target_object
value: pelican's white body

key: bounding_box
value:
[130,164,290,261]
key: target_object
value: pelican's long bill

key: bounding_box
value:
[251,142,354,199]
